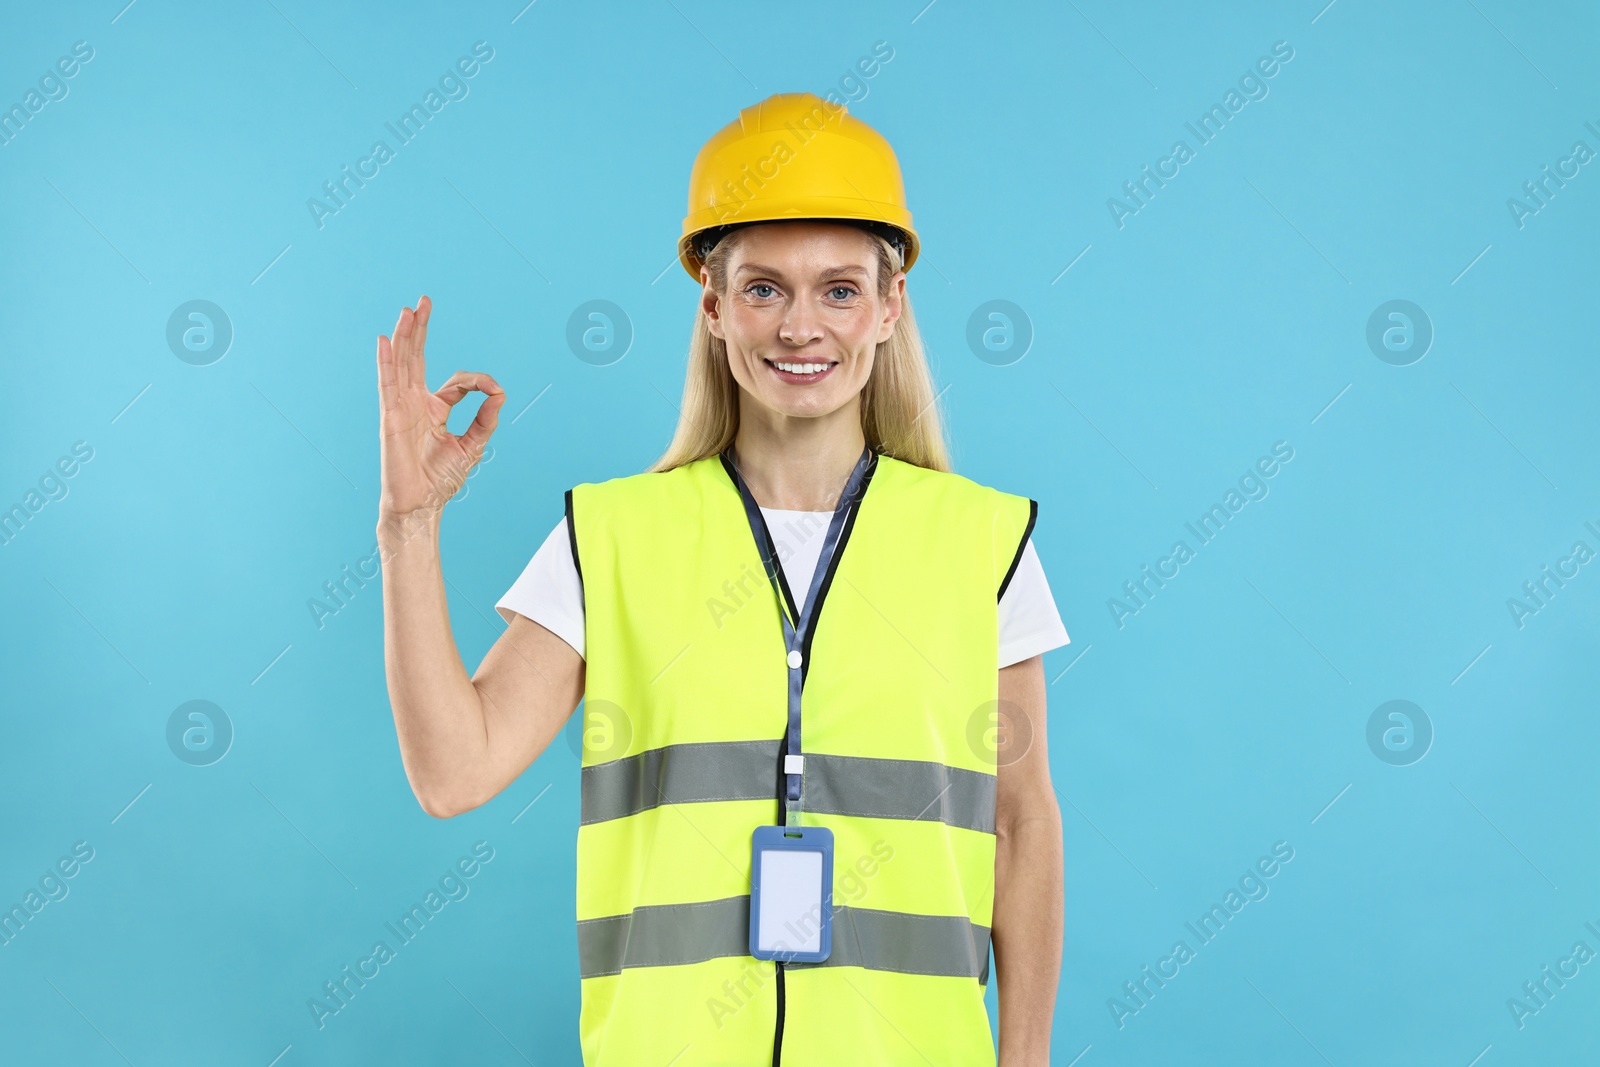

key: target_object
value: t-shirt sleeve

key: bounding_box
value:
[998,537,1070,668]
[495,517,586,658]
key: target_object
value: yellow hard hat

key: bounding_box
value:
[678,91,920,282]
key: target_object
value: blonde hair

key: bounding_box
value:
[647,223,951,474]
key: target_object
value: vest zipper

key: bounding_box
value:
[771,961,786,1065]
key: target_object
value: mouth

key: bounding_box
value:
[763,357,839,384]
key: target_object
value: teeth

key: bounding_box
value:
[773,362,831,374]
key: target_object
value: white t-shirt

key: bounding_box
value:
[496,509,1071,669]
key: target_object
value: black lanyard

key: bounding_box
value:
[723,443,875,826]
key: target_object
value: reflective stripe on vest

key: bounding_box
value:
[580,740,998,832]
[577,894,992,982]
[568,451,1035,1067]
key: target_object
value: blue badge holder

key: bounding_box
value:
[749,824,834,963]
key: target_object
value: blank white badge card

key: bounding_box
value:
[756,848,824,954]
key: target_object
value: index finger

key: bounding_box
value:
[376,333,400,415]
[434,371,504,406]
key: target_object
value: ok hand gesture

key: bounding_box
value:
[376,295,505,526]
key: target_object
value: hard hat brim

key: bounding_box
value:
[679,211,919,284]
[678,92,921,283]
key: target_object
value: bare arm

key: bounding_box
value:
[992,653,1065,1067]
[377,295,584,819]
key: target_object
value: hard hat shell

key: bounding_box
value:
[678,91,920,283]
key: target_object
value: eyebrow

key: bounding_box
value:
[733,263,871,281]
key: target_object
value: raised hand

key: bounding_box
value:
[376,295,505,526]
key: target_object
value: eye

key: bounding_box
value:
[828,285,859,300]
[745,283,777,299]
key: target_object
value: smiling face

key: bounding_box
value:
[702,220,905,425]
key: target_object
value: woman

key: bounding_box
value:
[377,92,1066,1067]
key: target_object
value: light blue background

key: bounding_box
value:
[3,1,1597,1064]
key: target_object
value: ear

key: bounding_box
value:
[702,268,725,339]
[876,271,906,344]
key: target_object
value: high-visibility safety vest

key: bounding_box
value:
[566,448,1038,1066]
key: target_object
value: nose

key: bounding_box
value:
[777,299,825,348]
